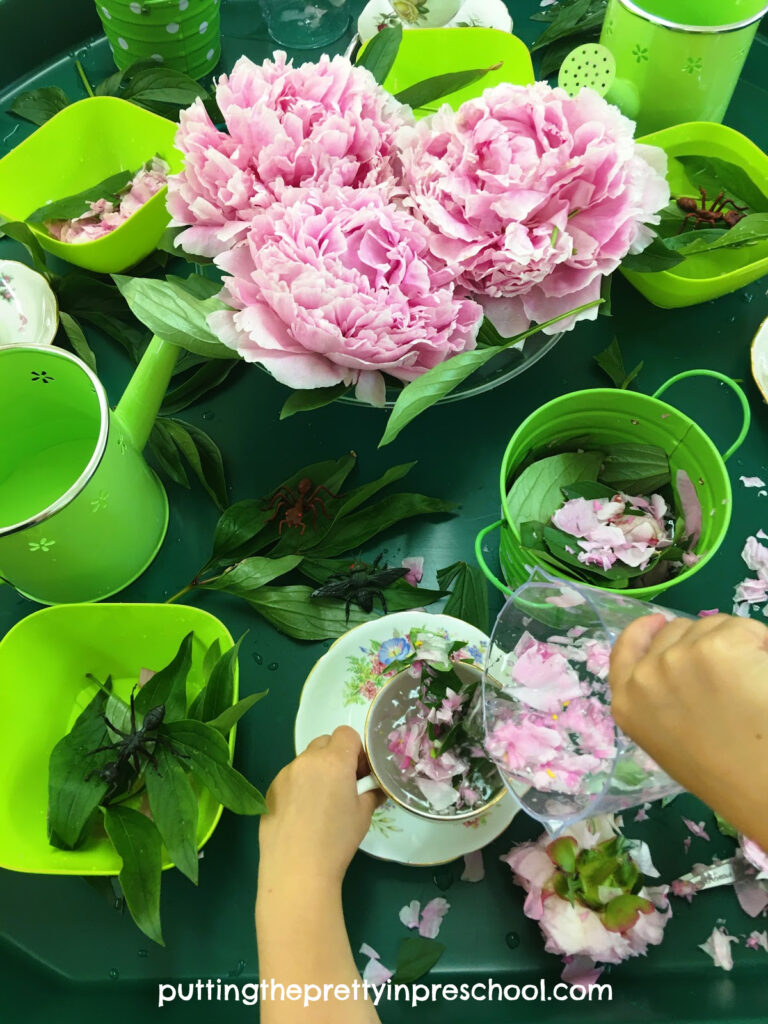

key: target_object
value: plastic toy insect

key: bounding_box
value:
[85,691,185,799]
[310,554,410,622]
[263,477,339,535]
[676,187,748,232]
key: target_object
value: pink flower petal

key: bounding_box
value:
[363,957,393,984]
[418,897,450,939]
[746,930,768,952]
[401,556,424,585]
[698,609,719,617]
[676,470,702,545]
[682,818,711,841]
[740,476,766,488]
[398,900,421,930]
[359,942,380,960]
[461,850,485,883]
[699,927,739,971]
[560,955,605,988]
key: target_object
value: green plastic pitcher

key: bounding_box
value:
[600,0,768,135]
[0,337,177,604]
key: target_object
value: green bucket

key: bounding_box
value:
[95,0,221,80]
[475,370,750,602]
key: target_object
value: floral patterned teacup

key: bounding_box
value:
[388,0,462,28]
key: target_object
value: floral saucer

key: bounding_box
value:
[357,0,512,43]
[0,260,57,348]
[294,611,518,866]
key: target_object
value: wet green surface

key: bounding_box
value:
[0,1,767,1020]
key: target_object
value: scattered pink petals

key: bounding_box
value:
[698,609,719,617]
[670,879,699,902]
[740,836,768,875]
[732,535,768,615]
[461,850,485,883]
[683,836,692,854]
[699,927,739,971]
[418,897,450,939]
[360,943,393,984]
[359,942,380,960]
[398,900,421,930]
[676,469,702,545]
[746,930,768,952]
[682,818,711,841]
[758,529,768,540]
[735,879,768,918]
[401,556,424,585]
[740,476,766,488]
[560,955,605,988]
[634,803,651,822]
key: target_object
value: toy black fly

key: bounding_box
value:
[310,554,409,622]
[85,686,186,801]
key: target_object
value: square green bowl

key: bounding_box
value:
[622,121,768,308]
[370,28,535,118]
[0,97,182,274]
[0,603,236,875]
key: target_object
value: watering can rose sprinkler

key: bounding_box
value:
[0,336,178,605]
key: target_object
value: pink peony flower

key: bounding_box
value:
[168,52,412,257]
[209,185,483,405]
[397,82,669,335]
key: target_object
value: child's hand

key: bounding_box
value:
[610,613,768,848]
[258,726,384,890]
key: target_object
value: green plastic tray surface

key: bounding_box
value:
[0,1,766,1022]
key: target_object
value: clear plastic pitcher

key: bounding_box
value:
[481,569,690,833]
[600,0,768,135]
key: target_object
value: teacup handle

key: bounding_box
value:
[357,775,381,796]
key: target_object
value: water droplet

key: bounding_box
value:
[252,652,263,665]
[113,897,124,911]
[742,292,754,304]
[137,949,149,959]
[109,967,120,979]
[505,931,520,950]
[267,661,279,672]
[228,959,246,977]
[202,410,215,420]
[432,867,453,891]
[322,639,333,649]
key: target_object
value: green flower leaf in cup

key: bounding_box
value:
[103,805,164,947]
[26,168,136,225]
[145,745,200,886]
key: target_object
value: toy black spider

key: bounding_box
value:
[310,554,409,622]
[85,690,186,801]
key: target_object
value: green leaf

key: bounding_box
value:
[594,338,643,390]
[519,520,548,550]
[245,586,376,640]
[103,805,164,946]
[602,894,653,933]
[156,226,213,265]
[437,561,489,632]
[27,169,135,224]
[120,67,209,109]
[197,638,242,723]
[670,212,768,256]
[331,462,416,520]
[9,86,71,125]
[206,690,268,735]
[165,273,222,301]
[0,220,50,275]
[306,493,455,558]
[149,419,190,488]
[506,451,604,526]
[675,155,768,214]
[200,555,303,596]
[599,443,670,493]
[714,812,739,840]
[542,525,634,584]
[531,0,593,51]
[202,639,222,680]
[621,234,685,273]
[112,275,237,360]
[280,384,350,419]
[356,25,402,84]
[161,721,267,815]
[612,759,648,787]
[47,690,110,849]
[161,359,238,415]
[379,302,602,446]
[394,65,499,108]
[144,746,199,885]
[159,417,229,510]
[392,936,445,984]
[561,481,615,501]
[54,273,148,362]
[134,632,194,723]
[58,311,97,372]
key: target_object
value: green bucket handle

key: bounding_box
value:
[652,369,751,463]
[475,519,514,596]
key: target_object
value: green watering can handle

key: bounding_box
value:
[475,519,513,597]
[652,369,751,463]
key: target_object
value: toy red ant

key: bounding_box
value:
[263,477,339,535]
[676,187,748,232]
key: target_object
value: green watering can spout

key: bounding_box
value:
[114,335,178,451]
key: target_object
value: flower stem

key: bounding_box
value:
[165,583,194,605]
[75,59,95,98]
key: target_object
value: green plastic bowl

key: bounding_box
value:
[0,603,235,875]
[475,370,750,602]
[362,28,535,118]
[622,121,768,307]
[0,97,182,274]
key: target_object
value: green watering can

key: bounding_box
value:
[0,338,178,605]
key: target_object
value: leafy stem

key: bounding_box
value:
[75,59,95,98]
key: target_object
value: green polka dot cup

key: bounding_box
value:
[95,0,221,80]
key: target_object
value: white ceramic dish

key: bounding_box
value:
[294,611,518,866]
[0,260,57,348]
[357,0,512,42]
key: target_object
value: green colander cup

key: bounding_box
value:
[600,0,768,135]
[0,337,177,605]
[95,0,221,79]
[475,369,750,602]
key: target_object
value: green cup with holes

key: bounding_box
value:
[599,0,768,135]
[0,338,178,605]
[95,0,221,80]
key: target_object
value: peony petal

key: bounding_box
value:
[699,927,739,971]
[398,900,421,930]
[418,897,450,939]
[461,850,486,883]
